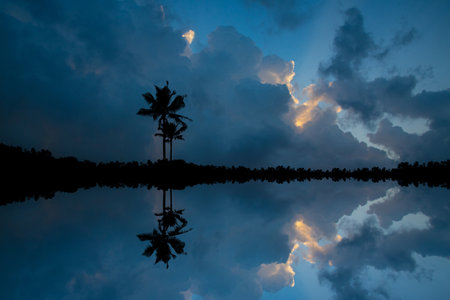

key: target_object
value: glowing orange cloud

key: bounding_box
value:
[182,30,195,45]
[181,29,195,57]
[293,82,341,128]
[258,60,299,104]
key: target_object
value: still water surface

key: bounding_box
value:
[1,181,449,299]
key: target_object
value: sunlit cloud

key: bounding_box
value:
[182,29,195,57]
[182,29,195,45]
[293,83,337,128]
[258,59,299,105]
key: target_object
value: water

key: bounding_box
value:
[1,181,449,300]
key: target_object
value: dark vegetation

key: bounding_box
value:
[1,142,449,205]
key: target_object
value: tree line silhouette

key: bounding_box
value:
[1,81,449,205]
[1,142,449,205]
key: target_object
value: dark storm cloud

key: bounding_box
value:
[0,0,396,168]
[287,108,391,169]
[375,27,419,60]
[319,7,376,80]
[0,0,189,161]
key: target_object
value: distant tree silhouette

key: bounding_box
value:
[137,189,191,268]
[1,143,450,205]
[155,120,187,161]
[137,81,191,160]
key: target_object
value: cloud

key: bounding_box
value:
[298,186,450,300]
[244,0,316,30]
[0,0,401,168]
[319,7,376,80]
[392,27,419,48]
[0,0,189,161]
[305,7,450,162]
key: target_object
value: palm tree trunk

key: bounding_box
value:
[170,189,173,211]
[162,119,167,160]
[162,134,166,160]
[170,140,173,161]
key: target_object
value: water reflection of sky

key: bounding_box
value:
[1,182,449,300]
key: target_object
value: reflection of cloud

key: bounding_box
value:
[257,244,297,292]
[291,219,324,263]
[300,186,449,300]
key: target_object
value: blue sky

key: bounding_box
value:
[0,0,449,167]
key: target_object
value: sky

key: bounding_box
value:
[1,0,450,168]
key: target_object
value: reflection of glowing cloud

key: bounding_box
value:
[292,219,324,263]
[258,244,298,292]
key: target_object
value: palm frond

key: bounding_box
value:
[168,237,186,255]
[168,113,192,122]
[137,232,156,241]
[137,108,153,116]
[168,95,186,112]
[142,92,156,106]
[143,245,156,257]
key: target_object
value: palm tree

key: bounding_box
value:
[137,81,190,160]
[137,189,191,268]
[155,121,187,160]
[137,226,190,269]
[155,189,188,229]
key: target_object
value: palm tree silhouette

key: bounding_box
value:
[137,189,191,268]
[137,225,191,269]
[137,81,191,160]
[155,189,188,229]
[155,120,187,161]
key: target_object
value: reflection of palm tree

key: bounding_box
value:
[137,225,191,269]
[137,189,191,268]
[155,121,187,161]
[137,81,190,160]
[155,189,188,229]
